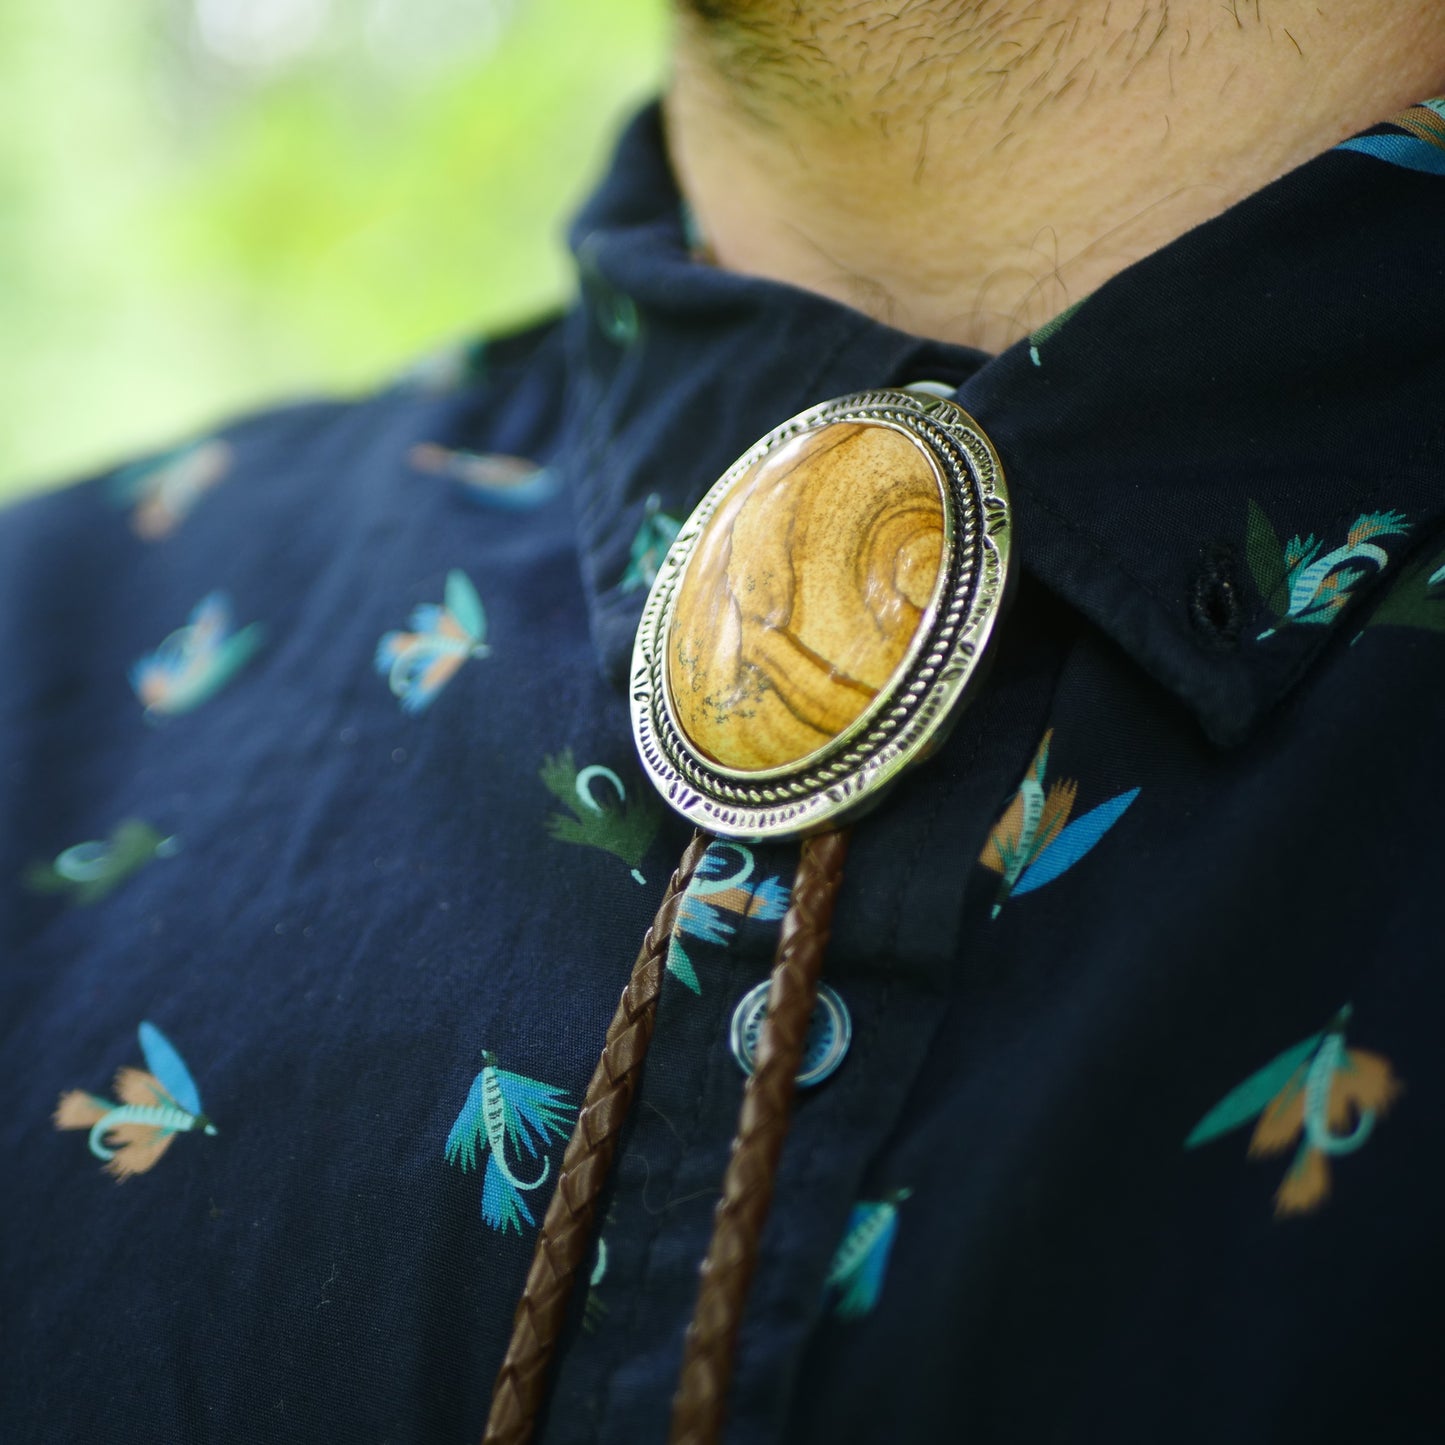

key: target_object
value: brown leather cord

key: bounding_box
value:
[667,827,852,1445]
[483,828,712,1445]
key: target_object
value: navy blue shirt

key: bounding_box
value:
[4,99,1445,1443]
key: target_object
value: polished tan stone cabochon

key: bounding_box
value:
[666,421,946,773]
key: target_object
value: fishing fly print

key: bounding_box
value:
[1027,295,1090,366]
[979,729,1138,917]
[110,438,232,540]
[1337,97,1445,176]
[444,1052,573,1234]
[1355,539,1445,639]
[25,820,179,906]
[1246,501,1410,640]
[825,1189,911,1320]
[409,443,560,511]
[540,750,661,884]
[54,1022,217,1180]
[1185,1004,1402,1218]
[582,1216,616,1334]
[131,592,263,719]
[666,840,790,993]
[375,569,490,713]
[619,494,681,594]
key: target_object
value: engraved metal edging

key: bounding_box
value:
[630,388,1012,841]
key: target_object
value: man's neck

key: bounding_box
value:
[665,2,1445,353]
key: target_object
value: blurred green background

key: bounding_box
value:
[0,0,668,501]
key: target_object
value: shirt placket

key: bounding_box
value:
[539,581,1068,1445]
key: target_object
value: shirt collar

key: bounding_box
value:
[562,100,1445,746]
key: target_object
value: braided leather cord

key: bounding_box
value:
[667,827,851,1445]
[483,828,712,1445]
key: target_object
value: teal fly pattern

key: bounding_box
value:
[444,1053,573,1234]
[619,493,681,594]
[979,729,1138,918]
[825,1190,911,1320]
[666,841,790,994]
[1185,1005,1403,1218]
[130,592,263,719]
[1247,502,1410,640]
[1337,97,1445,176]
[375,569,490,714]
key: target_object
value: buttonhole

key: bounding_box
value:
[1190,542,1242,650]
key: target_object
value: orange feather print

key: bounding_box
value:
[98,1124,178,1180]
[53,1091,109,1131]
[374,571,489,714]
[113,1067,169,1107]
[979,728,1137,917]
[1275,1145,1332,1218]
[1392,101,1445,150]
[1267,1049,1405,1218]
[53,1023,216,1181]
[1326,1048,1402,1123]
[1247,1071,1308,1158]
[1187,1005,1402,1220]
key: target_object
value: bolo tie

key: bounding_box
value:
[482,384,1013,1445]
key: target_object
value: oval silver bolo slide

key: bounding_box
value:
[631,386,1013,841]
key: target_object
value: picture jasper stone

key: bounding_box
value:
[665,421,947,773]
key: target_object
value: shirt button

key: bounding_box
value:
[729,980,852,1088]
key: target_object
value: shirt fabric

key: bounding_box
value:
[4,98,1445,1445]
